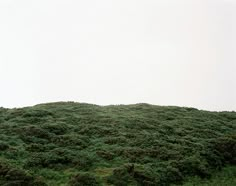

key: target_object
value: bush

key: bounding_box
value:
[154,165,183,185]
[42,122,68,135]
[96,150,115,160]
[132,167,157,185]
[213,135,236,165]
[177,155,211,178]
[0,102,236,185]
[0,161,46,186]
[107,164,157,186]
[107,167,133,186]
[69,172,100,186]
[0,142,9,151]
[18,126,53,143]
[25,151,73,168]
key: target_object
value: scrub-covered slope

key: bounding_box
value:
[0,102,235,185]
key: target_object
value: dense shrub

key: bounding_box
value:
[212,135,236,165]
[52,135,89,148]
[69,172,100,186]
[96,150,115,160]
[18,126,53,144]
[158,166,183,184]
[107,167,134,186]
[0,161,46,186]
[26,143,51,152]
[177,155,211,178]
[0,102,235,185]
[42,122,68,135]
[25,151,74,168]
[107,164,158,186]
[132,168,157,186]
[0,142,9,151]
[73,152,96,170]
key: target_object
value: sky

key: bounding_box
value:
[0,0,235,111]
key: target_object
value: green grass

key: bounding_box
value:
[0,102,235,185]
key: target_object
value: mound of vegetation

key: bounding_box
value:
[0,102,235,185]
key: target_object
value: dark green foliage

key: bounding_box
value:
[0,102,235,185]
[69,172,100,186]
[132,166,157,186]
[0,142,9,151]
[107,164,158,186]
[107,167,134,186]
[107,164,137,185]
[183,166,236,185]
[0,161,46,186]
[177,155,211,178]
[212,135,236,165]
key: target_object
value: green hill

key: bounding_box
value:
[0,102,235,185]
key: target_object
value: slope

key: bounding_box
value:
[0,102,235,185]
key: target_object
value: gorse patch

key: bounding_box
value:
[0,102,235,185]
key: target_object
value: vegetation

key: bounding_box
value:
[0,102,235,185]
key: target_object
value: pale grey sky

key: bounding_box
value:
[0,0,235,111]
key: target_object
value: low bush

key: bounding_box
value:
[212,135,236,165]
[0,142,9,151]
[0,102,235,185]
[0,161,46,186]
[69,172,100,186]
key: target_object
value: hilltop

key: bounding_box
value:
[0,102,235,185]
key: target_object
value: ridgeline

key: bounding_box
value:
[0,102,235,185]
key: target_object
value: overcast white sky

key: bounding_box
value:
[0,0,235,111]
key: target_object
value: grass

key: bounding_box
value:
[0,101,235,185]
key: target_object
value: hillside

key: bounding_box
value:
[0,102,235,185]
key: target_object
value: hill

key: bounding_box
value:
[0,102,235,185]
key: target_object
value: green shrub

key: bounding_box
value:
[213,135,236,165]
[0,142,9,151]
[42,122,68,135]
[177,155,211,178]
[96,150,115,160]
[25,150,74,168]
[0,102,236,185]
[132,167,157,186]
[107,167,133,186]
[69,172,100,186]
[0,161,46,186]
